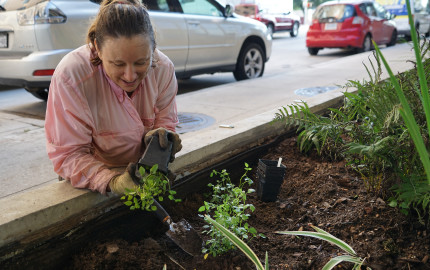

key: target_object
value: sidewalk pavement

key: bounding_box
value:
[0,42,418,251]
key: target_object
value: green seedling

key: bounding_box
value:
[198,163,264,257]
[121,164,181,211]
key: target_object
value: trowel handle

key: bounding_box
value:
[153,199,171,225]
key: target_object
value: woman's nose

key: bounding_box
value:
[123,65,137,82]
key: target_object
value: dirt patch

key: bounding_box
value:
[66,136,430,270]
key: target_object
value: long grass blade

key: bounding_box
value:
[322,255,365,270]
[275,230,356,256]
[205,215,265,270]
[405,0,430,135]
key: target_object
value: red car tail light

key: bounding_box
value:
[310,19,321,29]
[33,69,55,76]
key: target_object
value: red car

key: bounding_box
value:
[235,3,301,38]
[306,0,397,55]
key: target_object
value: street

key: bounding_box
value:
[0,25,357,119]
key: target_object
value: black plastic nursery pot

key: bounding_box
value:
[256,159,287,202]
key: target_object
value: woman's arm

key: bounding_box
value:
[45,74,119,194]
[152,50,179,132]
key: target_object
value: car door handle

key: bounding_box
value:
[188,20,200,26]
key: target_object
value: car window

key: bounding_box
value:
[1,0,45,11]
[365,3,377,17]
[373,2,388,19]
[314,4,355,22]
[235,4,256,16]
[179,0,223,17]
[142,0,170,12]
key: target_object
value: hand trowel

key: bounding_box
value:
[135,135,202,256]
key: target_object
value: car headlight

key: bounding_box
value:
[17,1,66,26]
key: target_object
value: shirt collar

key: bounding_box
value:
[101,66,141,102]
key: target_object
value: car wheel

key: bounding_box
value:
[267,24,274,38]
[387,30,397,47]
[233,43,265,81]
[25,87,49,101]
[308,47,319,55]
[357,35,372,53]
[290,22,299,37]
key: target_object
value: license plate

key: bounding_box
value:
[324,23,337,30]
[0,33,8,48]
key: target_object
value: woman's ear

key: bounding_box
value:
[94,39,101,58]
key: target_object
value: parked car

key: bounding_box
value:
[306,0,397,56]
[234,3,300,38]
[0,0,272,101]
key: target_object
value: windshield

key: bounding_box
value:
[1,0,46,11]
[314,4,356,22]
[235,4,256,16]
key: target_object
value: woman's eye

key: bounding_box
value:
[113,62,124,67]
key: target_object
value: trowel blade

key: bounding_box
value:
[165,218,202,256]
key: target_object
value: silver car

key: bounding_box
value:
[0,0,272,100]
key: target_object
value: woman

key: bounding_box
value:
[45,0,182,195]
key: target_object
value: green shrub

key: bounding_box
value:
[198,163,264,257]
[275,23,430,220]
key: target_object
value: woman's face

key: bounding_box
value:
[96,34,153,92]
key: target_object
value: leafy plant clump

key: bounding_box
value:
[121,164,181,211]
[275,32,430,220]
[198,163,264,257]
[276,224,371,270]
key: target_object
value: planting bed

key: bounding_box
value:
[66,135,430,270]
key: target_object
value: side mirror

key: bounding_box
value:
[225,4,233,17]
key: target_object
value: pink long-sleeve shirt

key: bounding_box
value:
[45,45,179,194]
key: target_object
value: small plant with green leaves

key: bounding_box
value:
[204,215,269,270]
[121,164,181,211]
[276,224,371,270]
[198,163,264,257]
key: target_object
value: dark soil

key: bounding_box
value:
[67,136,430,270]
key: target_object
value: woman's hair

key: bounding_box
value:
[87,0,156,66]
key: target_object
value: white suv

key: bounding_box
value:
[0,0,272,100]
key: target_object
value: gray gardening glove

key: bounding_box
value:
[144,127,182,162]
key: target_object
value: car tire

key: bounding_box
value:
[290,22,299,37]
[357,35,372,53]
[26,87,49,101]
[387,30,397,47]
[233,43,265,81]
[267,24,274,38]
[308,47,319,55]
